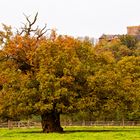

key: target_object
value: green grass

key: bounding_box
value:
[0,126,140,140]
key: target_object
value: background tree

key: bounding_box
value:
[115,56,140,122]
[119,35,138,50]
[92,39,140,121]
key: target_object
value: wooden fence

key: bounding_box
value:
[0,121,41,129]
[61,120,140,126]
[0,120,140,129]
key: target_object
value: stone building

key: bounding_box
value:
[98,25,140,42]
[99,34,119,42]
[127,26,140,35]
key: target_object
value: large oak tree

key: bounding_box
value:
[0,14,97,132]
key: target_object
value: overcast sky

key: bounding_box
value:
[0,0,140,38]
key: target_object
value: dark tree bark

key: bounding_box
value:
[41,111,63,133]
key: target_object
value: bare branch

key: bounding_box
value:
[40,24,47,33]
[23,13,31,24]
[17,13,49,39]
[22,12,38,35]
[30,12,38,26]
[36,24,50,40]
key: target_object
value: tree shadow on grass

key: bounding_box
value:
[17,131,42,134]
[17,128,139,134]
[64,129,138,134]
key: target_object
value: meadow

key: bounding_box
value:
[0,126,140,140]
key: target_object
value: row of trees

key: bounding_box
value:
[0,14,140,132]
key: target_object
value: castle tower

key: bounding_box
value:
[127,26,140,35]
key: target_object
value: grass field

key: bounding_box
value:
[0,126,140,140]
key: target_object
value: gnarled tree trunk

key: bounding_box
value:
[41,112,63,133]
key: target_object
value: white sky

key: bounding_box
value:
[0,0,140,38]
